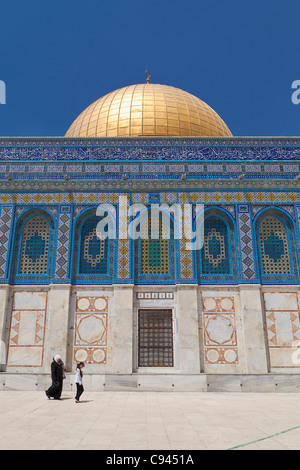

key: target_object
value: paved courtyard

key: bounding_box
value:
[0,391,300,450]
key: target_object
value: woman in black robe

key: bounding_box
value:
[45,355,64,400]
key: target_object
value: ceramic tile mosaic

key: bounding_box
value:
[0,137,299,287]
[136,292,174,299]
[0,205,13,279]
[54,207,72,280]
[238,211,256,280]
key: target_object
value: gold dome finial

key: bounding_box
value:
[145,69,151,84]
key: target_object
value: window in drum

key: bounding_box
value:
[201,216,231,275]
[79,215,109,275]
[138,309,174,367]
[140,214,170,275]
[259,215,291,275]
[18,215,51,275]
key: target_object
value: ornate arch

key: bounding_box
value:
[196,207,238,284]
[134,207,176,284]
[10,208,55,283]
[255,208,299,282]
[72,207,116,284]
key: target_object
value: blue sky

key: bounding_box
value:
[0,0,299,137]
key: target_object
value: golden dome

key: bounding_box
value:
[65,83,232,138]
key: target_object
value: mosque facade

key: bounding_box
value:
[1,82,300,391]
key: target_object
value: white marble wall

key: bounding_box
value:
[42,285,71,373]
[68,285,133,374]
[0,285,10,369]
[177,286,201,374]
[1,284,300,377]
[239,285,269,374]
[7,291,47,369]
[263,290,300,371]
[199,289,245,373]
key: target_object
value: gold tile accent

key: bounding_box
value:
[44,194,53,203]
[0,194,10,203]
[268,193,276,202]
[181,268,193,278]
[55,194,64,203]
[289,193,297,202]
[118,268,129,279]
[33,194,43,203]
[234,193,243,202]
[224,193,233,202]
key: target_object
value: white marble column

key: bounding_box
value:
[0,285,10,370]
[43,284,72,372]
[107,285,134,374]
[176,285,201,373]
[239,285,269,373]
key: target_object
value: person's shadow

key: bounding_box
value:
[54,397,73,400]
[61,396,93,403]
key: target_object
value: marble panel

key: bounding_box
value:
[2,373,38,391]
[206,375,242,392]
[263,292,300,369]
[6,346,43,367]
[42,285,70,370]
[74,296,108,365]
[13,291,47,310]
[240,375,276,392]
[271,374,300,391]
[205,347,238,365]
[104,374,138,391]
[205,315,236,346]
[264,292,298,311]
[202,296,235,313]
[1,371,300,392]
[269,348,299,368]
[266,311,300,347]
[7,291,47,369]
[202,296,238,365]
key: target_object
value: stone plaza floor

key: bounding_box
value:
[0,391,300,450]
